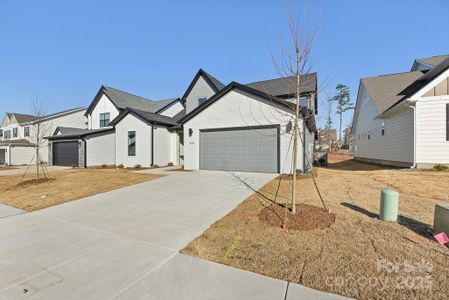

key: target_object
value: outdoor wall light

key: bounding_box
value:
[189,128,193,137]
[286,121,292,133]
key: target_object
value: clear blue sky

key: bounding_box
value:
[1,0,448,129]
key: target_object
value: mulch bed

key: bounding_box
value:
[15,178,55,187]
[258,203,335,231]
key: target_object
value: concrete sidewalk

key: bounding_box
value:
[0,170,347,299]
[0,204,26,218]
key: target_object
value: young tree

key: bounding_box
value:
[21,99,50,181]
[269,9,317,214]
[332,84,353,146]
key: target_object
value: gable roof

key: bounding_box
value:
[85,86,177,116]
[178,81,316,132]
[12,113,39,123]
[381,56,449,114]
[109,108,179,127]
[361,71,425,113]
[181,69,225,100]
[415,54,449,67]
[245,73,317,97]
[53,126,88,136]
[47,127,114,140]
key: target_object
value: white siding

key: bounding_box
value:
[86,131,116,166]
[416,97,449,164]
[160,101,184,117]
[353,84,414,164]
[89,94,120,130]
[115,114,152,167]
[153,126,174,166]
[185,75,216,114]
[183,89,305,173]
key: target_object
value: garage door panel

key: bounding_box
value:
[200,127,279,173]
[53,142,79,167]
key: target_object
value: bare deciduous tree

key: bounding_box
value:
[270,8,318,214]
[20,99,50,182]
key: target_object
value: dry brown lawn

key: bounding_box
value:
[183,160,449,300]
[0,166,17,171]
[0,168,161,211]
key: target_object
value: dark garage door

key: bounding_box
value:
[53,142,79,166]
[200,126,279,173]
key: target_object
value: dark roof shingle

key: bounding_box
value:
[361,71,425,113]
[245,73,317,97]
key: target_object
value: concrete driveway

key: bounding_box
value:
[0,169,345,299]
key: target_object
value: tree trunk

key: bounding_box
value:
[339,113,343,149]
[36,124,40,180]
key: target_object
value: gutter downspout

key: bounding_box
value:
[151,125,154,166]
[405,99,418,169]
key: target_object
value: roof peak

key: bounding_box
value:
[102,85,154,102]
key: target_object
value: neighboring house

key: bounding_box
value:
[0,108,86,165]
[47,69,318,173]
[315,128,337,151]
[353,54,449,167]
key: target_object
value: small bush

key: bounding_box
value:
[101,164,107,168]
[134,164,142,169]
[433,164,448,171]
[117,164,124,169]
[151,164,160,169]
[167,162,174,167]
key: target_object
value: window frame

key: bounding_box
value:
[12,127,18,138]
[24,126,30,137]
[128,131,136,156]
[99,112,111,128]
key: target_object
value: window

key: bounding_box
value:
[24,126,30,137]
[0,129,3,138]
[128,131,136,156]
[4,130,10,140]
[198,97,208,106]
[100,113,110,128]
[13,127,18,138]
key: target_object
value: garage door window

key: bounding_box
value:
[128,131,136,156]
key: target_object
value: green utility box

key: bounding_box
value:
[434,204,449,235]
[380,189,399,222]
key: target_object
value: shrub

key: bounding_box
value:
[433,164,448,171]
[117,164,124,169]
[167,162,174,167]
[134,164,142,169]
[101,164,107,168]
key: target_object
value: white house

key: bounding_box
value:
[44,69,317,173]
[0,108,86,165]
[353,54,449,168]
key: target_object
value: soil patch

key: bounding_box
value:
[15,178,55,187]
[259,203,335,231]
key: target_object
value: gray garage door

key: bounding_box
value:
[200,127,279,173]
[0,149,5,165]
[53,142,79,166]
